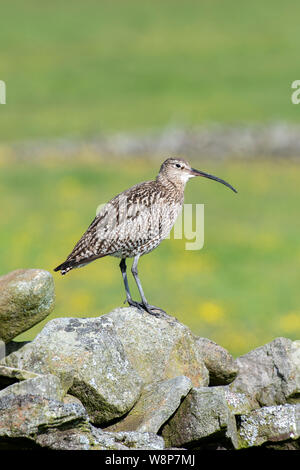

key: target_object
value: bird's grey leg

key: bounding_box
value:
[131,255,167,316]
[119,258,143,311]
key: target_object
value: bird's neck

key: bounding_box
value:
[155,174,186,199]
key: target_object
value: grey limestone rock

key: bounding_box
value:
[196,337,238,385]
[0,377,88,440]
[106,307,209,387]
[105,375,192,433]
[230,338,300,407]
[2,315,143,425]
[0,364,40,390]
[36,425,165,450]
[161,386,248,449]
[0,373,64,402]
[237,404,300,448]
[0,269,55,343]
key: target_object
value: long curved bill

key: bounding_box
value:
[190,168,238,193]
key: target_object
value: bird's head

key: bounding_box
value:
[157,158,237,193]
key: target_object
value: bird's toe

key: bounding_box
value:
[143,303,168,317]
[126,299,167,317]
[127,299,144,312]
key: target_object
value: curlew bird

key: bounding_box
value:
[54,158,237,315]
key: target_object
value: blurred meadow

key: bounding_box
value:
[1,0,300,140]
[1,0,300,356]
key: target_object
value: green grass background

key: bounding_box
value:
[0,0,300,140]
[0,1,300,356]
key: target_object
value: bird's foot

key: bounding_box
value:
[126,298,145,312]
[140,302,167,317]
[126,298,167,317]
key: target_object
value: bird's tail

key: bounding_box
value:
[54,260,75,275]
[54,256,98,275]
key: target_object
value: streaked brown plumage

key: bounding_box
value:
[54,158,237,315]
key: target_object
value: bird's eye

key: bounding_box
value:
[175,163,181,168]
